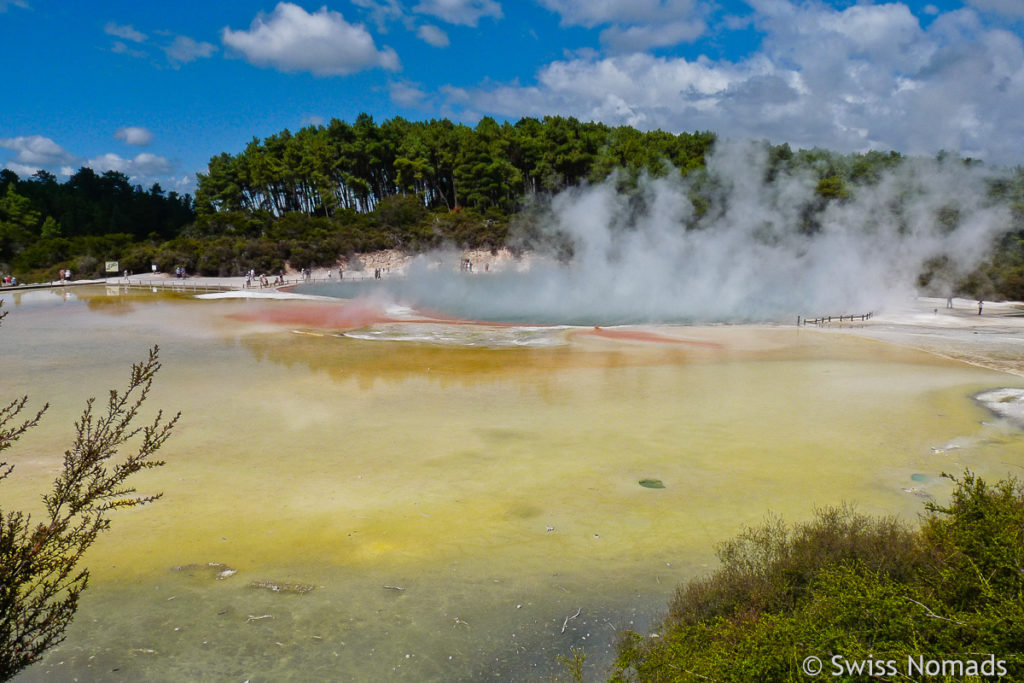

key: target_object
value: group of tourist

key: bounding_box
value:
[1,274,17,286]
[297,265,397,281]
[244,269,285,288]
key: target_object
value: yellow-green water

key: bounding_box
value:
[3,286,1024,681]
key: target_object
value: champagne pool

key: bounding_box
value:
[3,285,1024,681]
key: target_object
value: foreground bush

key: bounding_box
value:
[0,302,178,679]
[612,472,1024,681]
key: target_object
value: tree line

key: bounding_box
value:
[194,114,716,218]
[4,114,1024,302]
[0,167,193,278]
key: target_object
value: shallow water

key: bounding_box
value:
[3,286,1024,681]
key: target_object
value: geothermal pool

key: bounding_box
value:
[4,285,1024,681]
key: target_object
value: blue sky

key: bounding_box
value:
[2,0,1023,195]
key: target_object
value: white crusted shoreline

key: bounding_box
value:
[835,296,1024,378]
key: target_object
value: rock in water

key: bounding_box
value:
[249,580,315,594]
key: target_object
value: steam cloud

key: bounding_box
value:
[338,141,1014,324]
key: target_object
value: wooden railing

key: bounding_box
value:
[118,279,238,293]
[798,313,873,326]
[117,273,382,292]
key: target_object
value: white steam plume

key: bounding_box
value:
[348,140,1014,324]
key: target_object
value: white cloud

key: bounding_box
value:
[172,174,196,195]
[4,162,45,177]
[110,41,147,58]
[0,134,181,184]
[538,0,699,28]
[452,53,737,128]
[0,135,76,167]
[103,22,214,67]
[104,22,147,42]
[85,153,132,175]
[411,0,502,26]
[221,2,400,76]
[417,23,450,47]
[390,80,430,107]
[0,0,29,11]
[967,0,1024,18]
[353,0,497,47]
[164,35,217,65]
[114,126,154,146]
[87,152,173,178]
[538,0,706,51]
[759,1,927,66]
[600,19,705,52]
[351,0,406,31]
[130,152,174,175]
[446,1,1024,164]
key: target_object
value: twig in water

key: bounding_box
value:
[246,614,274,622]
[561,608,582,633]
[452,617,469,628]
[383,585,406,591]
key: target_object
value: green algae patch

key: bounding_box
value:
[639,479,665,489]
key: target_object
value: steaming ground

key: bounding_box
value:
[305,141,1013,324]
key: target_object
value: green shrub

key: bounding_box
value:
[74,254,100,278]
[613,472,1024,682]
